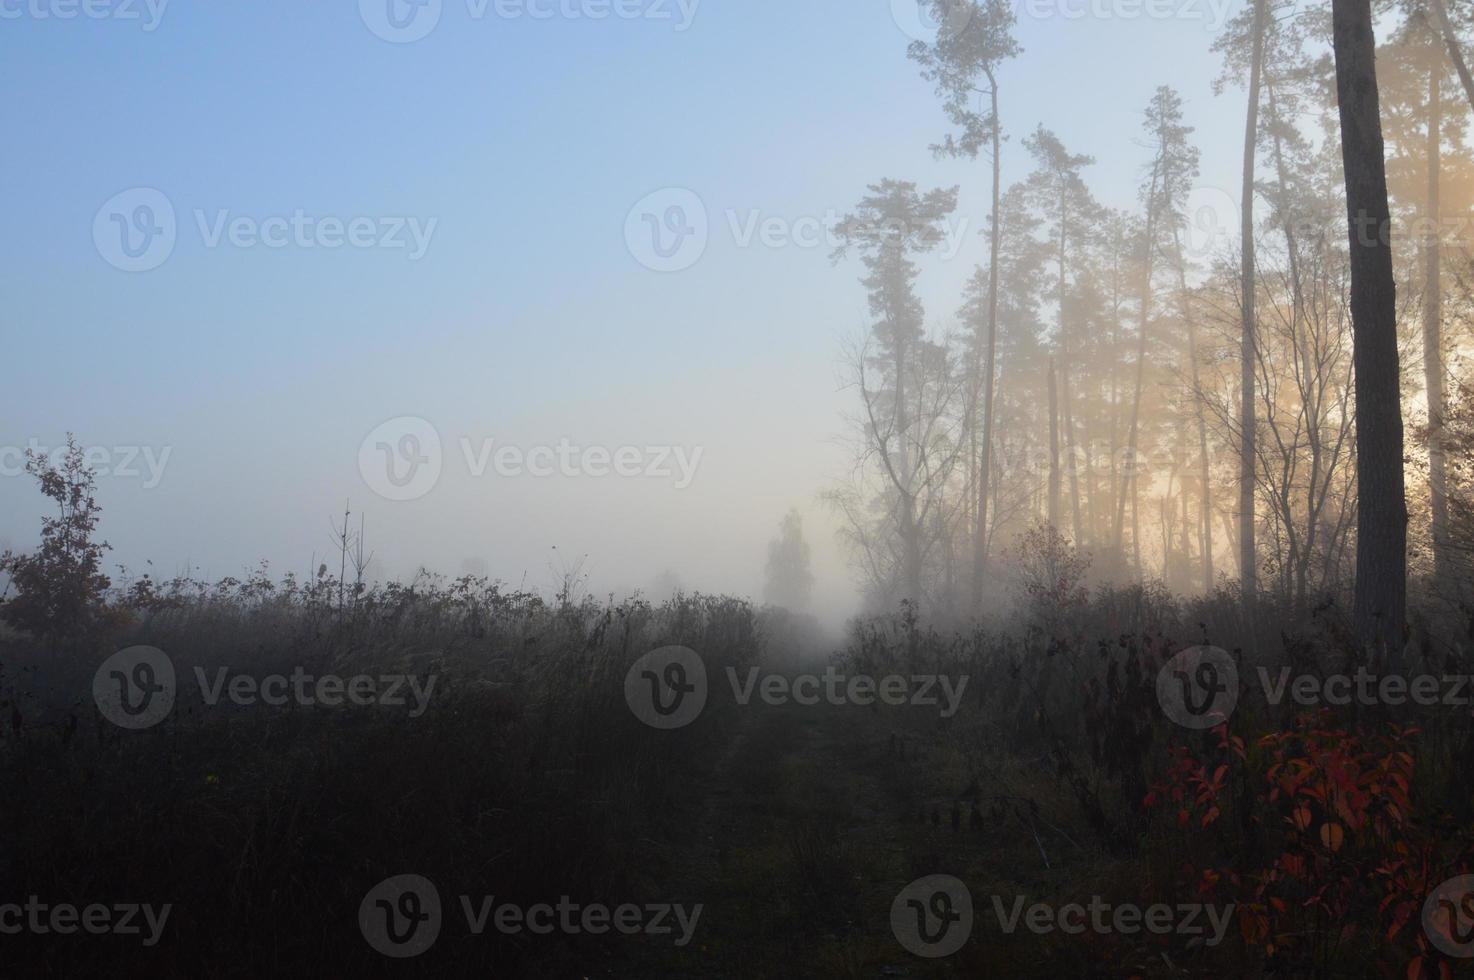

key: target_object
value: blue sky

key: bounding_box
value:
[1,0,1254,619]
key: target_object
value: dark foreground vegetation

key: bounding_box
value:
[3,447,1473,978]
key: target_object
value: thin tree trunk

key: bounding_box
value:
[1423,60,1452,583]
[1115,160,1161,569]
[1048,358,1061,528]
[1430,0,1474,112]
[1265,79,1320,612]
[974,69,1002,609]
[1058,215,1083,544]
[1172,229,1213,593]
[1131,465,1142,582]
[1240,0,1267,616]
[1331,0,1408,651]
[887,284,921,611]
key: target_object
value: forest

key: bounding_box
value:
[4,0,1474,976]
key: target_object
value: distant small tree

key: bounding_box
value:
[763,510,815,611]
[0,435,113,641]
[1011,522,1090,637]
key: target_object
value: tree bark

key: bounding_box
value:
[1172,229,1213,593]
[1331,0,1408,651]
[1048,358,1061,529]
[1115,159,1161,572]
[1423,60,1451,584]
[1058,213,1083,544]
[1430,0,1474,113]
[1240,0,1266,617]
[974,69,1002,609]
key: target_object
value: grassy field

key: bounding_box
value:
[2,568,1473,977]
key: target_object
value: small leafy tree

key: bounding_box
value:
[1011,522,1089,636]
[0,435,112,640]
[763,509,815,611]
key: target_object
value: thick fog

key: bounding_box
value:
[2,1,1248,629]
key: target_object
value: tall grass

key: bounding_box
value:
[1,573,759,977]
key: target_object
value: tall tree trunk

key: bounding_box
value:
[1172,229,1213,593]
[1131,464,1142,582]
[887,285,921,612]
[1048,358,1061,528]
[1107,235,1124,562]
[974,69,1002,609]
[1430,0,1474,112]
[1331,0,1408,651]
[1265,79,1320,612]
[1423,60,1452,584]
[1058,215,1083,544]
[1240,0,1266,617]
[967,370,979,566]
[1115,160,1161,570]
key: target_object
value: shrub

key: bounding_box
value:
[0,435,113,642]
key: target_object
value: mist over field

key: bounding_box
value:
[4,0,1474,977]
[0,0,1254,627]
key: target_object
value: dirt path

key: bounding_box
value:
[614,689,1043,979]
